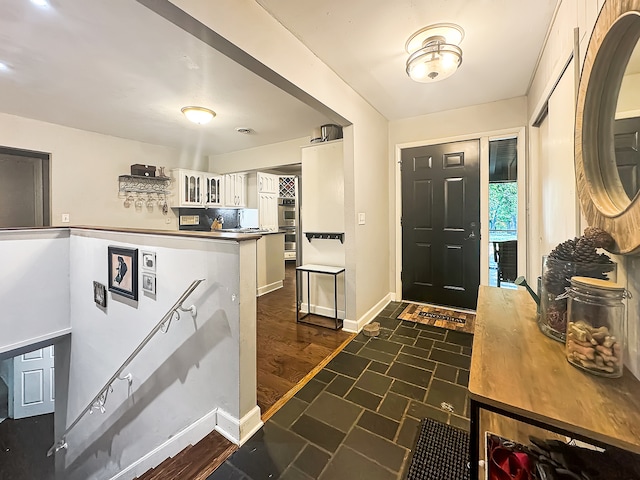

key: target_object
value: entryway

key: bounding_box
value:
[401,139,480,310]
[0,145,54,479]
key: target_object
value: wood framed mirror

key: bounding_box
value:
[576,0,640,254]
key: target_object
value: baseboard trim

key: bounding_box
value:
[215,406,263,446]
[109,408,218,480]
[257,280,283,297]
[342,293,393,333]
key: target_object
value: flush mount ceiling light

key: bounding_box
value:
[405,23,464,83]
[181,106,216,125]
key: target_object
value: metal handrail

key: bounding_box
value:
[47,279,205,457]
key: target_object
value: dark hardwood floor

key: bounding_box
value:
[257,262,354,418]
[138,261,354,479]
[0,413,54,480]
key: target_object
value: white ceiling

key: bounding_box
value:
[257,0,558,120]
[0,0,334,156]
[0,0,559,158]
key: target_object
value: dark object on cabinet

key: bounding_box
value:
[131,164,156,177]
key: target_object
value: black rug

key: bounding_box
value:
[405,418,470,480]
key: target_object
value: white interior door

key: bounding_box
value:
[12,345,55,419]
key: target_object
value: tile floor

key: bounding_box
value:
[208,301,473,480]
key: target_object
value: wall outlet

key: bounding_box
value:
[61,213,70,223]
[165,217,172,224]
[358,212,366,225]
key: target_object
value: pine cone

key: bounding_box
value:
[545,234,616,295]
[549,238,577,261]
[574,237,600,263]
[584,226,614,249]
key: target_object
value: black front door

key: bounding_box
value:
[615,117,640,201]
[401,140,480,309]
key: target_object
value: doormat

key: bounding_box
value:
[404,418,470,480]
[397,303,475,334]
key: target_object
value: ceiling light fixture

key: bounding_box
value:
[0,62,10,72]
[30,0,50,7]
[181,106,216,125]
[405,23,464,83]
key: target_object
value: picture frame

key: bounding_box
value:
[141,250,156,272]
[108,246,138,300]
[141,272,156,295]
[93,281,107,307]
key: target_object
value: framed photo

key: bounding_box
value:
[93,281,107,307]
[108,246,138,300]
[141,251,156,272]
[142,272,156,294]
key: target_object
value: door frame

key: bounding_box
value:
[393,126,527,301]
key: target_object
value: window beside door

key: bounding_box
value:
[489,138,518,288]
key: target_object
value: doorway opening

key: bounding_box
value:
[0,146,51,228]
[488,138,519,288]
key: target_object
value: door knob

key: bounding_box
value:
[464,222,479,241]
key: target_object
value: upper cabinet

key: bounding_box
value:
[257,172,279,195]
[172,169,224,208]
[279,176,296,198]
[204,174,223,207]
[172,169,204,207]
[224,173,247,208]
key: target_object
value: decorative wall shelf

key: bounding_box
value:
[304,232,345,243]
[118,175,171,195]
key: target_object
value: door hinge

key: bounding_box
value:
[398,159,402,171]
[400,217,403,226]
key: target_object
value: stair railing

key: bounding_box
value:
[47,279,205,457]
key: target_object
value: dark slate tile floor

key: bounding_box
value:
[208,302,473,480]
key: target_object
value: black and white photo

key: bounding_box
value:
[142,272,156,294]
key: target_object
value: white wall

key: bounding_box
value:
[168,0,390,328]
[0,229,71,355]
[388,97,528,295]
[57,229,257,480]
[210,136,309,173]
[0,112,208,230]
[526,0,640,380]
[617,72,640,118]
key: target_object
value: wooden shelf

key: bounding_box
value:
[469,286,640,453]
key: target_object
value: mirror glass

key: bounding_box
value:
[614,40,640,201]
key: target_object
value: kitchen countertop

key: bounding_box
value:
[0,225,263,241]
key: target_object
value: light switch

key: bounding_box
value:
[358,213,366,225]
[61,213,70,223]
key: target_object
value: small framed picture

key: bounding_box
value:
[93,281,107,307]
[108,246,138,301]
[141,251,156,272]
[142,272,156,294]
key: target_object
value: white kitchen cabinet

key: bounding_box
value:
[224,173,247,207]
[257,172,279,194]
[258,193,279,231]
[172,169,204,207]
[204,174,223,206]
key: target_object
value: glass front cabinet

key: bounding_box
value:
[204,174,223,207]
[173,169,203,207]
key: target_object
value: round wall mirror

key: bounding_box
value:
[615,39,640,201]
[576,0,640,254]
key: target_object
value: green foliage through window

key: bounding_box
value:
[489,182,518,231]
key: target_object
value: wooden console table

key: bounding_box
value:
[469,286,640,479]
